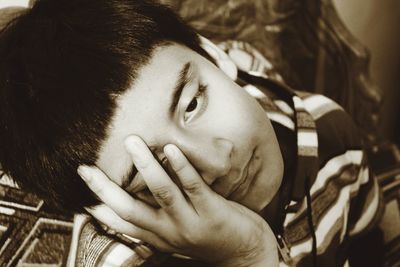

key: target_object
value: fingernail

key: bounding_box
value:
[164,144,178,161]
[77,166,92,182]
[125,136,147,167]
[125,136,141,152]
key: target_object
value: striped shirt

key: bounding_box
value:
[68,40,382,267]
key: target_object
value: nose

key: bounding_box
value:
[172,136,234,185]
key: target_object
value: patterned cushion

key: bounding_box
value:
[0,172,73,266]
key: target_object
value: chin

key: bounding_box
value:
[242,195,273,212]
[245,169,284,212]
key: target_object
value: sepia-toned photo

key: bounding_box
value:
[0,0,399,266]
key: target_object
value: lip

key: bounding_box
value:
[228,148,257,201]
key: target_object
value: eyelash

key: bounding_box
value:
[161,156,168,167]
[184,83,208,122]
[153,84,208,172]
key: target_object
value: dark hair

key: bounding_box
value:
[0,0,208,213]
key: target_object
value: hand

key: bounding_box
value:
[78,136,278,266]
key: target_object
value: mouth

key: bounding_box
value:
[228,148,257,201]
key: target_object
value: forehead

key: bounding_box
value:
[95,43,197,183]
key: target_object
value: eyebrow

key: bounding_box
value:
[168,61,193,117]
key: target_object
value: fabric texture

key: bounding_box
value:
[69,40,382,267]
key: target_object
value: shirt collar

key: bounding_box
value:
[236,71,319,202]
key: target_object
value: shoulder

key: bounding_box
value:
[299,93,363,165]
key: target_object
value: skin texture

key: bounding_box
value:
[78,42,284,265]
[79,139,279,266]
[96,43,284,212]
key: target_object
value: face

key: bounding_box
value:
[96,43,284,212]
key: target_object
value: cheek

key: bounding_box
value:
[95,142,131,187]
[208,85,268,136]
[215,85,267,124]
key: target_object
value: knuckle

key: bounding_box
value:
[182,180,203,195]
[172,159,187,173]
[153,186,175,206]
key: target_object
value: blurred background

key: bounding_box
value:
[334,0,400,146]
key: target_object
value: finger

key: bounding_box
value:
[125,136,190,217]
[87,205,172,251]
[78,165,159,231]
[125,172,147,193]
[163,144,213,213]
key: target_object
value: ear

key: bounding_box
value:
[199,36,238,80]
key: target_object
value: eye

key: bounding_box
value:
[184,84,208,122]
[186,98,198,112]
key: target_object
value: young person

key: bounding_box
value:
[0,0,382,266]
